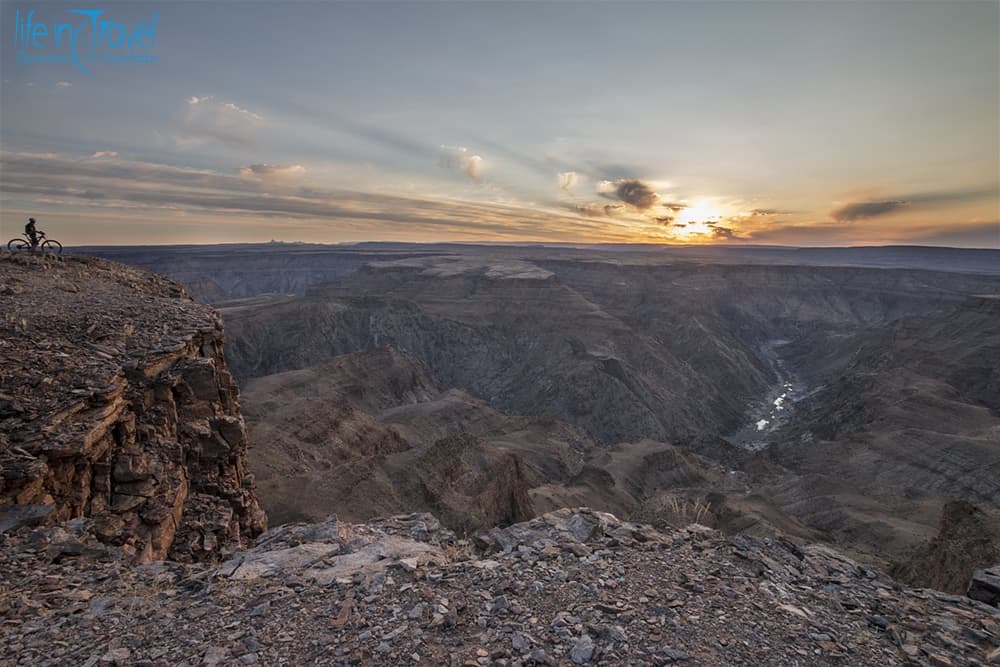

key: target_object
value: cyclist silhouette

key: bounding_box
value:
[7,219,61,254]
[25,218,39,247]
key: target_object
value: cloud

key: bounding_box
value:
[439,145,484,182]
[185,96,261,120]
[464,155,483,181]
[55,81,72,88]
[239,164,306,181]
[830,200,908,222]
[615,179,659,210]
[750,208,791,217]
[578,179,685,223]
[90,151,118,159]
[576,202,624,218]
[596,178,660,210]
[179,96,264,147]
[829,187,997,222]
[558,171,578,191]
[3,151,992,248]
[710,225,742,240]
[0,151,647,243]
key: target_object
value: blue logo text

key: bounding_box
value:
[13,8,158,75]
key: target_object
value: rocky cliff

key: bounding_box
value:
[0,253,266,562]
[893,501,1000,596]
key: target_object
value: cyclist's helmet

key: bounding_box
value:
[28,218,35,223]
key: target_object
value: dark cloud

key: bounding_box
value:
[830,200,908,222]
[711,226,741,240]
[673,223,687,228]
[614,179,658,210]
[654,215,674,225]
[751,208,792,216]
[830,186,997,222]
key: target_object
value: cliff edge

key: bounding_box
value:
[0,253,266,562]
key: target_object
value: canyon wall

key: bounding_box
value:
[0,253,266,561]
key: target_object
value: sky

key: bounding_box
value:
[1,1,998,247]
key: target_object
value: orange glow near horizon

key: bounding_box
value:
[664,198,730,241]
[675,199,726,226]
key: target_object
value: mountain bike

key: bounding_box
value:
[7,232,62,254]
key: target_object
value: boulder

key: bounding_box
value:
[969,565,1000,607]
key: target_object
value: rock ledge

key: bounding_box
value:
[0,253,266,561]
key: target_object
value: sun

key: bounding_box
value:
[676,198,726,226]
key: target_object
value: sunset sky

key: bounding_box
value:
[1,1,997,247]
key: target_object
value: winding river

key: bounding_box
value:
[725,339,804,451]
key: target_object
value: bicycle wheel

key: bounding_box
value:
[6,238,29,251]
[40,239,62,255]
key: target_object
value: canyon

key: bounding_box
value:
[86,243,1000,581]
[3,245,1000,665]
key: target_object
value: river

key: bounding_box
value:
[725,339,805,451]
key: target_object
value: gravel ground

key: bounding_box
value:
[2,509,998,666]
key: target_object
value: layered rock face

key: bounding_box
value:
[893,500,1000,595]
[241,348,546,531]
[0,253,266,561]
